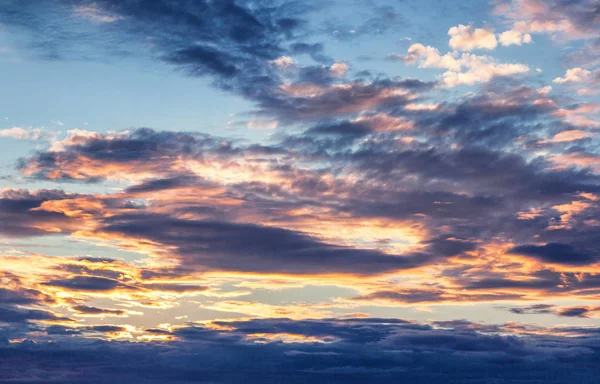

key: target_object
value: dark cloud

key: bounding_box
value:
[557,306,598,318]
[212,317,417,344]
[352,289,523,304]
[101,213,431,275]
[0,0,428,129]
[256,77,434,123]
[0,0,305,96]
[424,235,477,256]
[307,120,373,137]
[71,305,127,316]
[0,286,55,306]
[509,304,555,315]
[16,123,600,281]
[55,263,126,281]
[141,283,209,293]
[509,243,597,265]
[543,0,600,34]
[0,189,77,237]
[0,306,72,324]
[124,174,209,194]
[43,276,128,292]
[460,269,600,295]
[1,317,600,383]
[507,304,600,318]
[18,128,220,181]
[0,0,436,129]
[290,42,331,63]
[423,83,558,147]
[3,7,600,384]
[46,324,128,335]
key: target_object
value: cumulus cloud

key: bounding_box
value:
[499,29,532,46]
[553,68,592,84]
[397,43,530,86]
[329,61,349,77]
[448,24,498,51]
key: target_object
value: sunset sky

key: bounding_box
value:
[1,0,600,382]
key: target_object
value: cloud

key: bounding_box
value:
[508,304,600,318]
[544,130,594,143]
[509,243,597,265]
[325,5,406,41]
[553,68,592,84]
[0,189,80,237]
[1,317,600,383]
[494,0,600,41]
[71,305,128,317]
[0,0,307,103]
[564,38,600,67]
[448,25,498,51]
[0,284,55,307]
[266,78,434,122]
[557,306,599,318]
[101,213,431,275]
[73,4,123,23]
[499,30,532,46]
[329,62,349,77]
[0,1,439,130]
[307,114,413,138]
[290,42,332,64]
[4,5,600,375]
[547,152,600,172]
[12,95,600,287]
[18,128,223,182]
[42,275,128,292]
[0,127,49,141]
[270,56,296,70]
[552,69,600,95]
[397,43,529,87]
[0,306,72,324]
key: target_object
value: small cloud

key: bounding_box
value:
[73,4,123,23]
[0,127,49,141]
[247,120,279,130]
[499,29,532,46]
[448,24,498,51]
[329,62,349,77]
[540,129,594,144]
[269,56,296,70]
[538,85,552,95]
[553,68,591,84]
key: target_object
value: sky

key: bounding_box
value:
[0,0,600,382]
